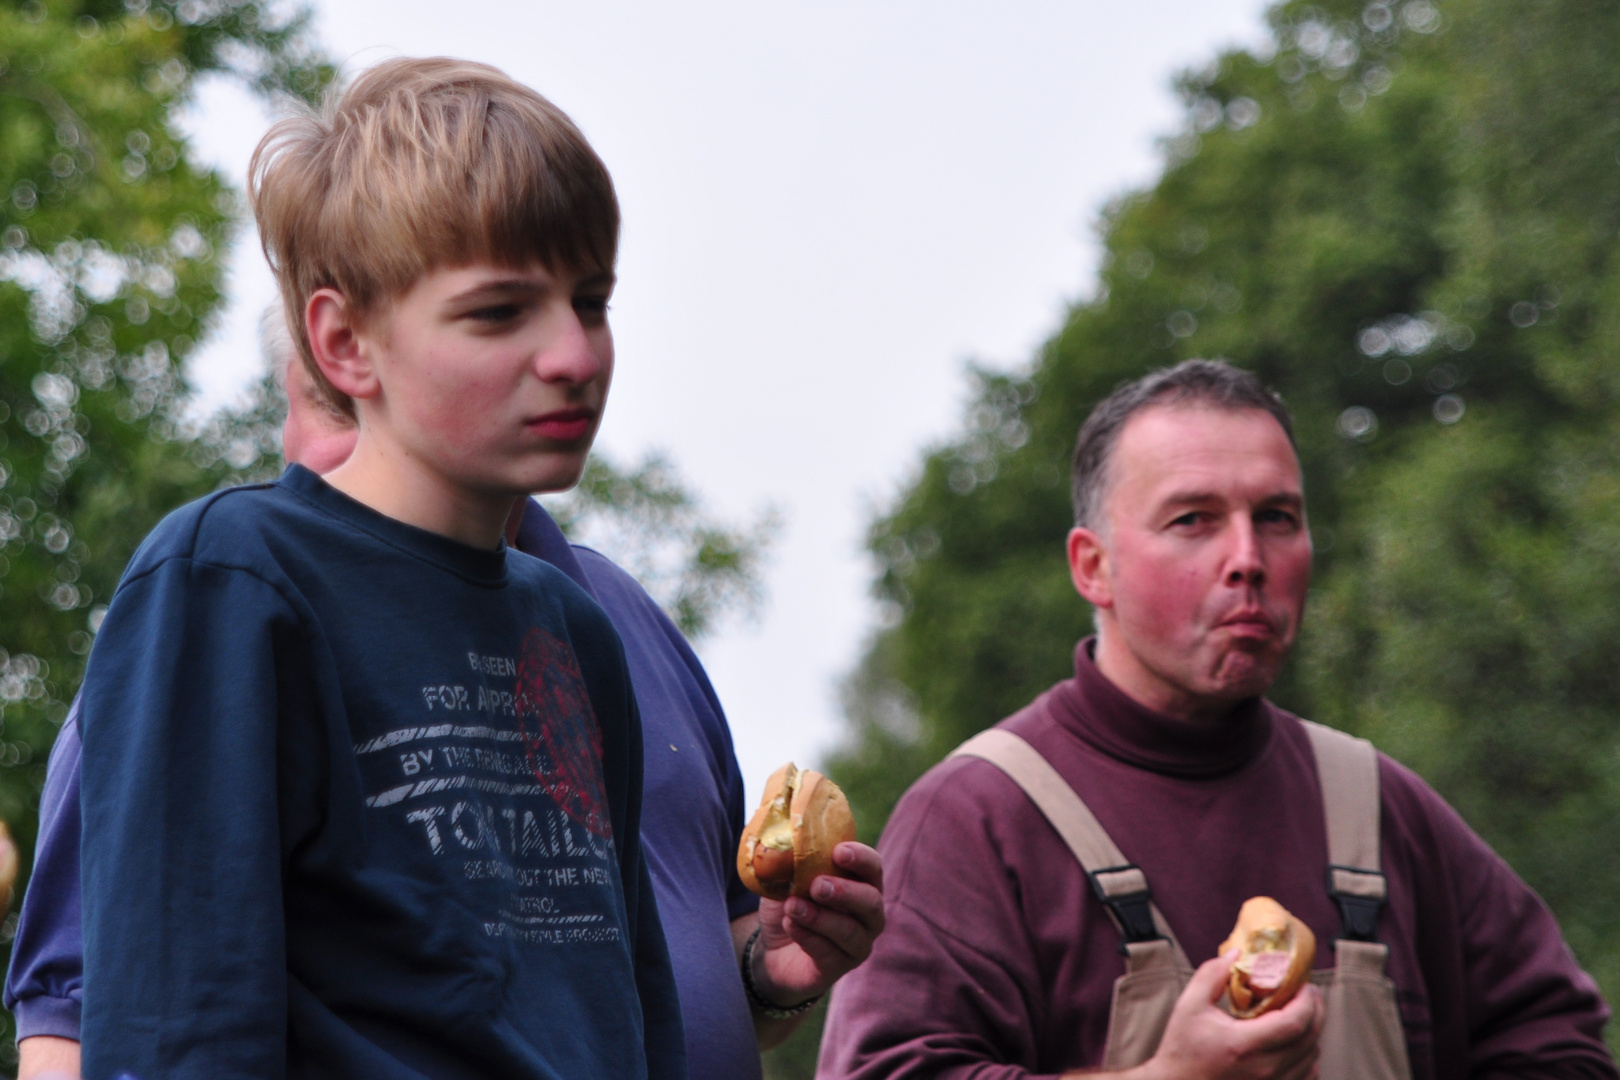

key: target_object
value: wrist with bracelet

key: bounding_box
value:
[741,925,822,1020]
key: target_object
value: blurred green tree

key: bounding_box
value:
[798,0,1620,1072]
[544,450,781,641]
[0,0,328,1061]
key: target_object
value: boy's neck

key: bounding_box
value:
[322,434,520,551]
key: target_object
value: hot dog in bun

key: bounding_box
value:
[1219,896,1316,1018]
[738,762,857,900]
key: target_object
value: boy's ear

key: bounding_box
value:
[306,289,379,401]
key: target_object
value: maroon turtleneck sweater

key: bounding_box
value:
[817,641,1615,1080]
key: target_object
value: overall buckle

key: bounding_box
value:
[1326,864,1387,942]
[1087,864,1162,954]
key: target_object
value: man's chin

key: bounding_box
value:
[1207,650,1282,701]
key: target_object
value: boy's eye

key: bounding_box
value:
[574,295,611,325]
[469,303,523,324]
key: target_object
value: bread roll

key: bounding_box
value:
[737,763,857,900]
[1219,896,1316,1018]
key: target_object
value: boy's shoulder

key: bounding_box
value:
[124,480,291,582]
[119,467,396,599]
[126,465,471,584]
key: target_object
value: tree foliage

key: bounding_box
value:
[544,450,780,641]
[805,0,1620,1071]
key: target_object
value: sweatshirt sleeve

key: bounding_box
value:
[4,700,85,1041]
[79,558,305,1080]
[1404,768,1619,1078]
[818,764,1061,1080]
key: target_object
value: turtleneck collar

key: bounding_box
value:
[1048,637,1272,778]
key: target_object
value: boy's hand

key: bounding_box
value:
[752,841,885,1005]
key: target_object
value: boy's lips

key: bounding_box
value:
[527,408,596,442]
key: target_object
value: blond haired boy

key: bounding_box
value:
[76,58,684,1079]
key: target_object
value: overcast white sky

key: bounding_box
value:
[178,0,1270,805]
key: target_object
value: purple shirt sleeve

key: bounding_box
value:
[517,501,761,1080]
[4,698,84,1040]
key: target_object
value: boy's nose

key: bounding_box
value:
[535,311,605,385]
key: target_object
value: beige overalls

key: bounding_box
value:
[951,721,1411,1079]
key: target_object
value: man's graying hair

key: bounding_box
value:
[1070,359,1295,528]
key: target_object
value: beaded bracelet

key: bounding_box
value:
[741,926,822,1019]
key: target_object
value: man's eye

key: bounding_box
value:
[574,296,611,322]
[1170,511,1204,527]
[1257,509,1299,529]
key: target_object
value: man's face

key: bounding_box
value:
[1067,404,1312,720]
[281,354,358,474]
[345,260,614,498]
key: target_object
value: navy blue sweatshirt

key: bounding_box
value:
[76,466,685,1080]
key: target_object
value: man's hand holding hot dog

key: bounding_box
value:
[1062,950,1324,1080]
[733,764,886,1047]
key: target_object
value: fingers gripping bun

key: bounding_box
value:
[738,763,857,900]
[0,822,15,909]
[1219,897,1316,1018]
[789,767,855,899]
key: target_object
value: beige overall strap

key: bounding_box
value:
[1301,720,1387,932]
[951,729,1192,971]
[1317,939,1412,1080]
[1302,721,1412,1080]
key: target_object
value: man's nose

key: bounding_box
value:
[1225,517,1266,587]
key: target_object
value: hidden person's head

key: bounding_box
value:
[264,304,357,475]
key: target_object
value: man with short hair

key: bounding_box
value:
[818,359,1616,1079]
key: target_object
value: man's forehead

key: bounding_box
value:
[1109,403,1302,504]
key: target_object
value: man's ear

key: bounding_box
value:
[305,289,378,402]
[1067,526,1114,609]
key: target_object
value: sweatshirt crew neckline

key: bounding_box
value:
[1049,637,1272,779]
[279,464,509,586]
